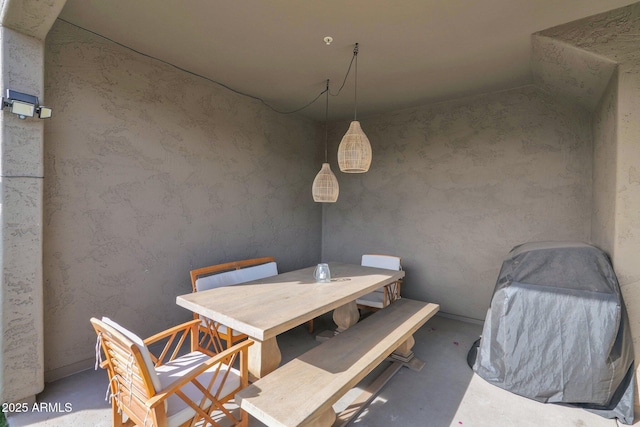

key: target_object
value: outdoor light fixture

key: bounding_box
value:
[2,89,52,120]
[338,43,372,173]
[37,106,52,119]
[312,80,339,203]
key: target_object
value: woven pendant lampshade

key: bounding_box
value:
[337,120,371,173]
[312,163,339,202]
[338,43,372,173]
[312,79,339,203]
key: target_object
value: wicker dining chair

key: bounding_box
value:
[91,317,252,427]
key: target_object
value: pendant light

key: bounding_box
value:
[312,80,339,203]
[338,43,372,173]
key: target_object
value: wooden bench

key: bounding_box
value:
[236,298,439,427]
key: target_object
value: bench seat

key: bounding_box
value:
[236,298,439,427]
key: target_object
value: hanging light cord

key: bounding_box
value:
[57,18,358,116]
[329,44,358,98]
[354,43,359,120]
[324,79,330,162]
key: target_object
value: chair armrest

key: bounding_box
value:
[145,339,254,409]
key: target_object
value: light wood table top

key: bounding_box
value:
[176,262,405,341]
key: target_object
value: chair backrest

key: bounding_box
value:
[91,317,159,424]
[100,317,162,391]
[191,256,277,292]
[361,254,402,271]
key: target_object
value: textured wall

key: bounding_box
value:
[538,2,640,408]
[531,29,620,259]
[0,0,65,40]
[43,20,322,378]
[531,34,617,112]
[591,72,618,257]
[323,86,593,320]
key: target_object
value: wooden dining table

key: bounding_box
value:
[176,262,405,380]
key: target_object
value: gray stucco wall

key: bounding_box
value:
[43,21,322,378]
[591,72,618,257]
[323,86,593,320]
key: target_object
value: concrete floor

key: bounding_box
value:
[7,313,629,427]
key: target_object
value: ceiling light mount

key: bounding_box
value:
[1,89,52,119]
[323,36,333,45]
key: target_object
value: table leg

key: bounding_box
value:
[333,300,360,333]
[248,337,281,382]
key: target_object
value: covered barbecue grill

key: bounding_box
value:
[471,242,635,424]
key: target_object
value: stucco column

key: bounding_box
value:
[0,26,45,403]
[614,64,640,411]
[0,0,66,403]
[534,4,640,410]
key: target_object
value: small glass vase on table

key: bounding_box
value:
[313,263,331,283]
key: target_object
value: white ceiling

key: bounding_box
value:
[58,0,637,121]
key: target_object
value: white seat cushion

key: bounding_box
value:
[195,262,278,292]
[195,269,241,292]
[235,262,278,283]
[156,351,241,427]
[361,254,401,271]
[356,291,386,309]
[101,317,162,392]
[214,323,244,336]
[360,255,401,308]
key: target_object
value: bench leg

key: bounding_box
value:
[391,334,425,371]
[333,300,360,333]
[248,337,282,382]
[394,335,415,358]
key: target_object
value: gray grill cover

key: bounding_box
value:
[473,242,635,424]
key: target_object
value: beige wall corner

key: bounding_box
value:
[0,0,66,41]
